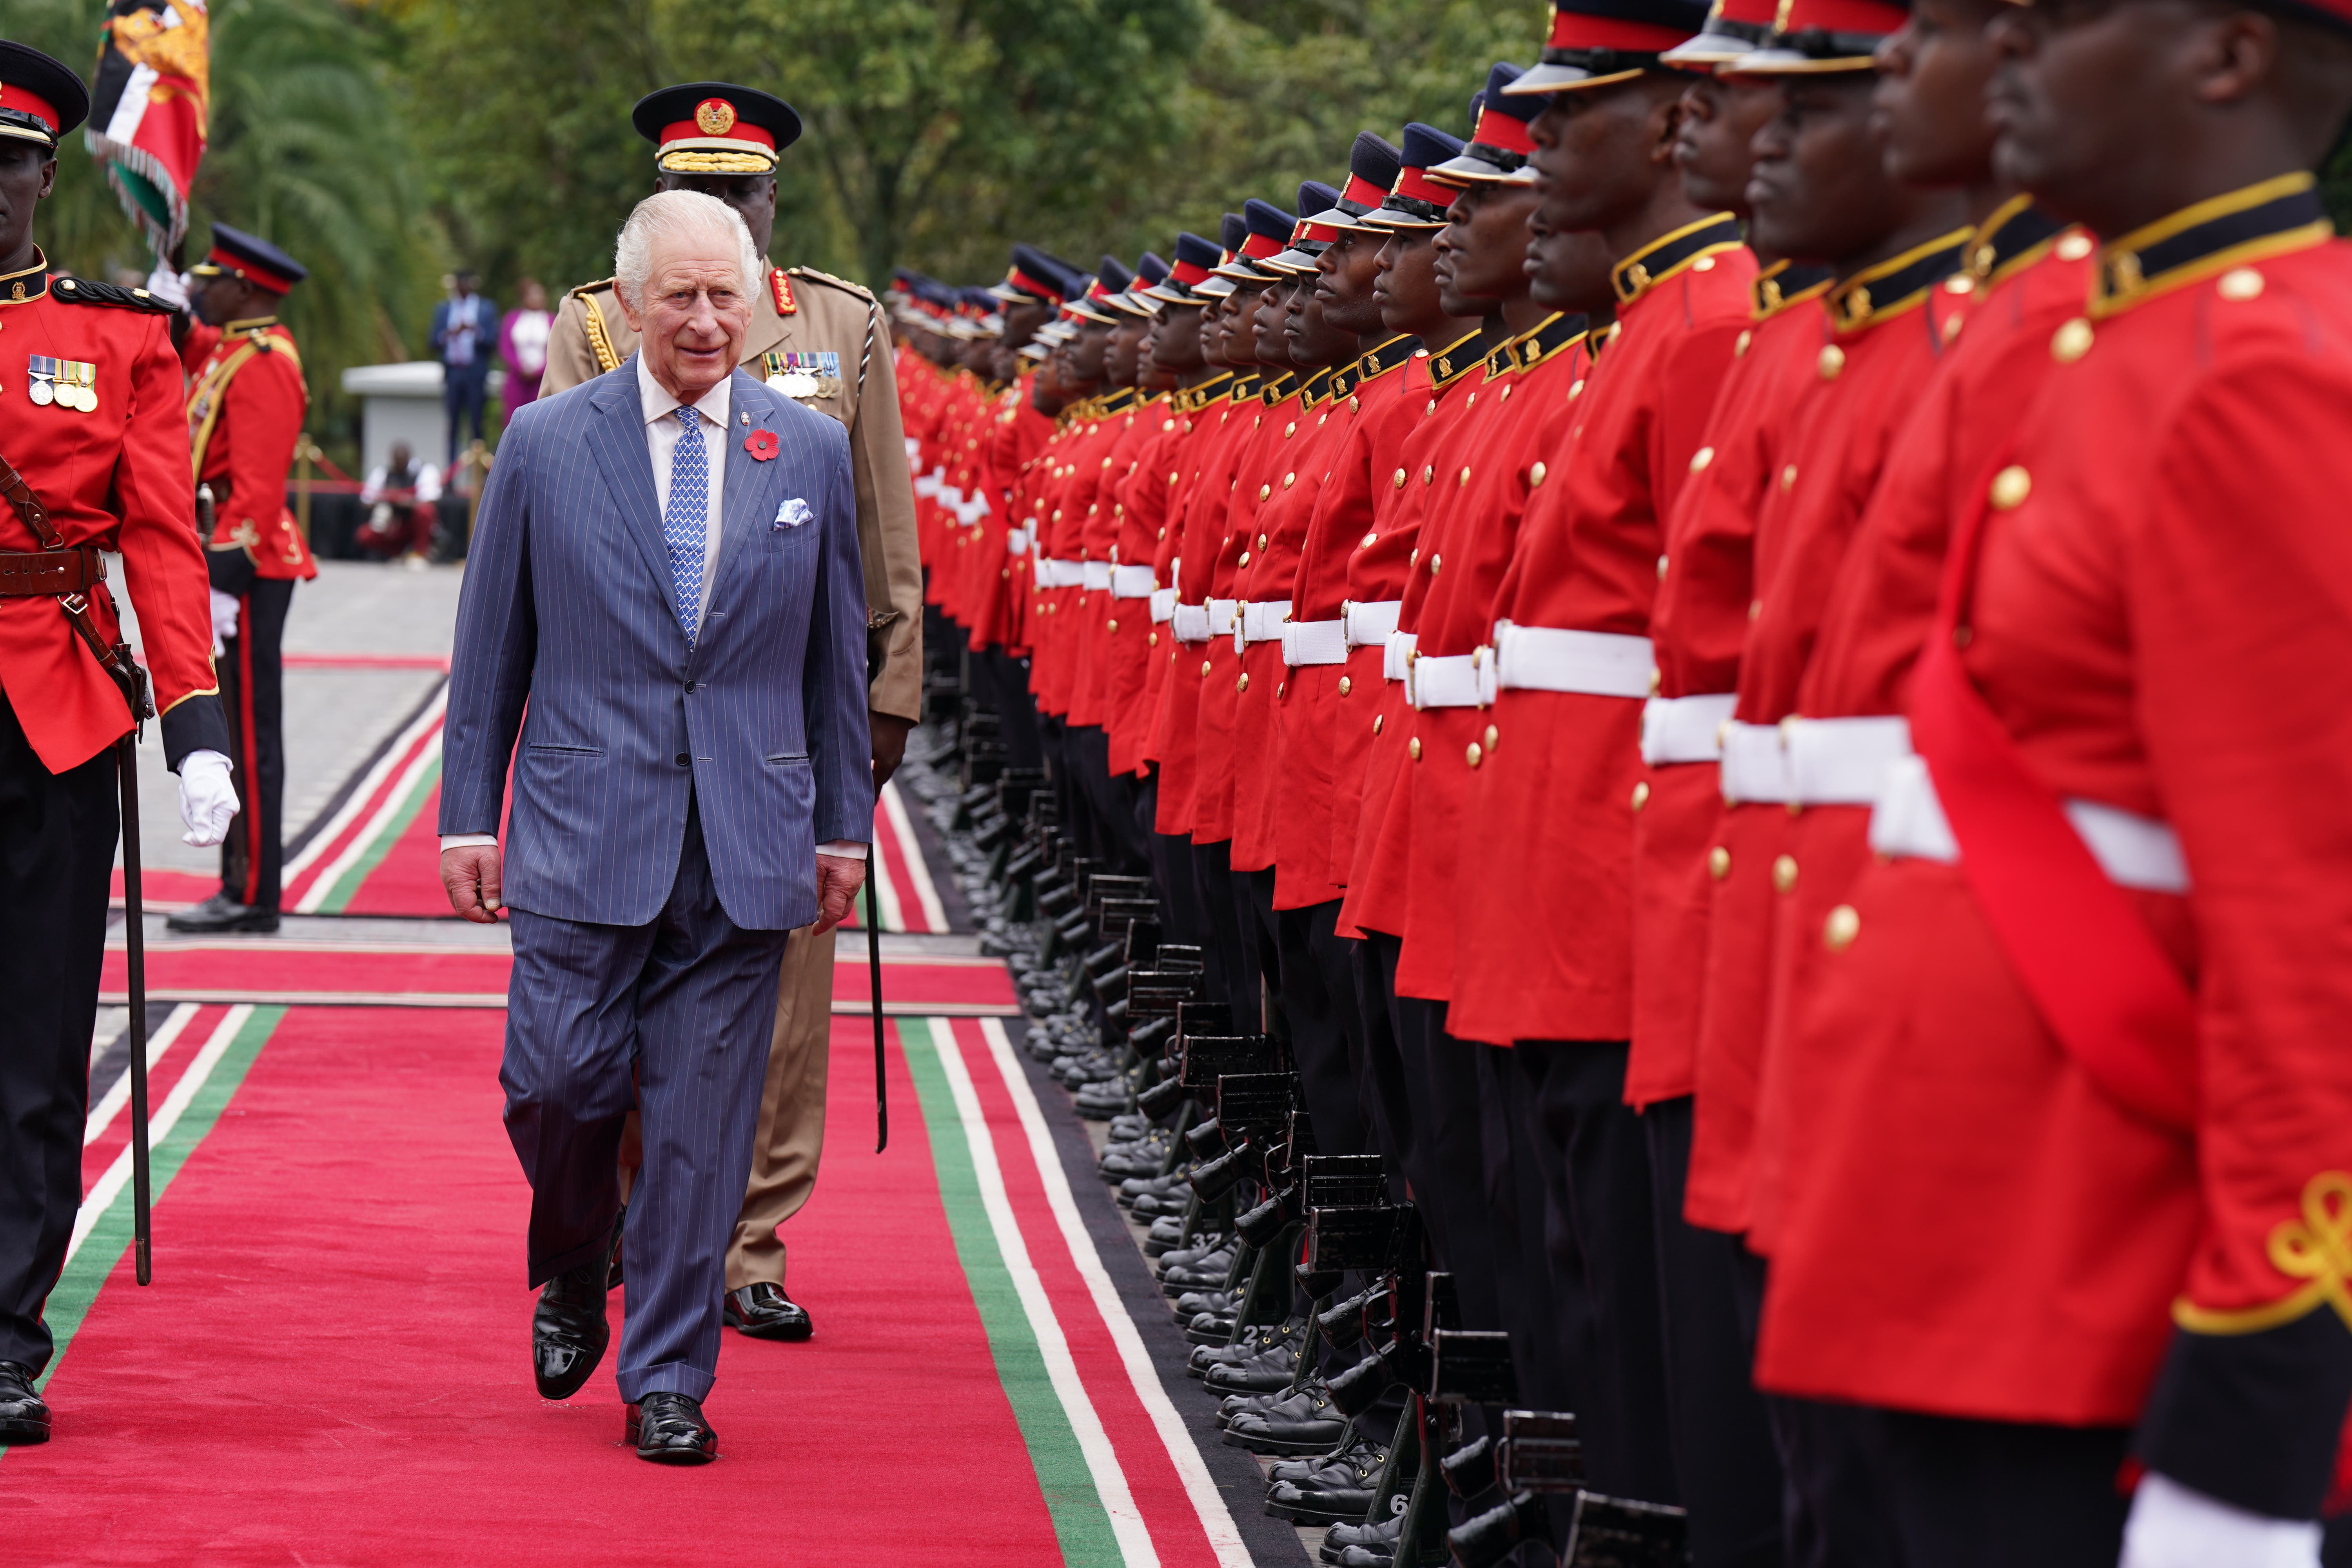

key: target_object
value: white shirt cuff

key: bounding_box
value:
[818,841,868,860]
[440,834,498,851]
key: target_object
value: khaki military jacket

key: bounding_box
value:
[542,265,924,721]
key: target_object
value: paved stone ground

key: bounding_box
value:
[115,559,465,878]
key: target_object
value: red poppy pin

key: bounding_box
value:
[744,429,779,462]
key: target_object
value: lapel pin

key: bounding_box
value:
[744,429,779,462]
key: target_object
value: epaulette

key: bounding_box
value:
[788,266,877,304]
[50,275,176,314]
[568,277,617,301]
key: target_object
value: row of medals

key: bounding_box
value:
[29,357,99,412]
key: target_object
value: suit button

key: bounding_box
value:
[676,753,691,768]
[684,680,698,693]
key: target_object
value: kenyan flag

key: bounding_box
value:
[83,0,210,256]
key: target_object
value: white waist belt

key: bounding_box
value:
[1492,622,1653,699]
[1383,630,1419,683]
[1081,561,1113,592]
[1007,528,1029,556]
[1283,619,1348,667]
[1869,756,2189,894]
[1641,693,1737,765]
[1237,599,1293,651]
[1720,721,1795,805]
[1151,587,1178,624]
[1344,599,1403,649]
[1040,559,1085,588]
[913,465,941,498]
[1786,716,1912,805]
[1411,650,1496,710]
[1173,603,1211,642]
[953,492,990,526]
[1207,599,1241,637]
[1112,565,1156,599]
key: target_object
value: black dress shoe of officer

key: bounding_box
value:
[0,1362,50,1445]
[1323,1513,1402,1565]
[1266,1469,1382,1525]
[1225,1381,1350,1455]
[626,1391,717,1464]
[1202,1335,1302,1394]
[533,1261,610,1400]
[1271,1430,1387,1486]
[723,1282,813,1341]
[164,892,279,934]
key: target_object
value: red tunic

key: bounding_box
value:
[1759,196,2352,1473]
[0,261,221,771]
[1624,265,1832,1107]
[1748,211,2087,1253]
[1104,403,1183,776]
[1446,220,1756,1045]
[1683,230,1973,1234]
[183,318,316,582]
[1275,336,1426,908]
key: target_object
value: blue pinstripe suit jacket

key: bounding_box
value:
[440,355,874,931]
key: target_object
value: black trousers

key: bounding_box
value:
[1071,725,1148,873]
[976,649,1042,772]
[1191,838,1257,1024]
[1647,1096,1787,1568]
[217,577,294,911]
[0,695,119,1374]
[1875,1412,2130,1568]
[445,363,489,463]
[1348,928,1419,1202]
[1150,824,1232,1009]
[1515,1039,1680,1503]
[1479,1041,1585,1417]
[1250,879,1368,1162]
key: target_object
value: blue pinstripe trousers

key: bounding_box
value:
[502,795,787,1403]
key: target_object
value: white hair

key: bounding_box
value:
[613,189,764,311]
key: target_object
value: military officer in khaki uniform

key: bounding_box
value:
[541,81,922,1341]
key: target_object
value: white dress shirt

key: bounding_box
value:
[442,352,866,862]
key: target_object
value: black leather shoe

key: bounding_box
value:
[723,1282,813,1341]
[626,1391,717,1464]
[165,892,279,934]
[0,1362,50,1445]
[533,1261,609,1400]
[1225,1382,1350,1455]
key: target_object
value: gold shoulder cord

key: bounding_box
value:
[581,292,621,375]
[186,340,267,477]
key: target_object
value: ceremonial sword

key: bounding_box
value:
[117,733,154,1284]
[867,870,887,1152]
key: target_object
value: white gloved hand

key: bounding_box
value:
[143,264,190,311]
[177,750,239,848]
[209,589,239,656]
[2120,1472,2322,1568]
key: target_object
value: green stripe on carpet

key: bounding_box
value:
[899,1018,1122,1566]
[314,756,441,914]
[29,1005,285,1398]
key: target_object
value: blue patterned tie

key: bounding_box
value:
[665,405,709,642]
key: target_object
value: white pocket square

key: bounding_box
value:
[774,497,813,529]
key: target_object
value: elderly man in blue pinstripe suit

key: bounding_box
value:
[437,189,874,1465]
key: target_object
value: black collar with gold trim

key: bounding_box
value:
[1325,361,1359,403]
[1096,386,1138,417]
[1751,258,1832,319]
[1357,333,1421,385]
[0,247,49,305]
[1825,229,1971,334]
[1964,197,2062,289]
[2091,171,2332,317]
[1613,214,1746,306]
[1259,371,1299,406]
[1428,328,1486,390]
[1516,311,1588,370]
[1182,370,1236,412]
[1296,366,1339,407]
[1225,372,1262,404]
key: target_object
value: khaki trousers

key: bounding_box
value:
[724,921,835,1290]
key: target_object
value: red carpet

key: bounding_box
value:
[12,1008,1074,1565]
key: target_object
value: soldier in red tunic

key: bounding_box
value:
[1753,0,2352,1557]
[168,224,316,933]
[0,40,237,1445]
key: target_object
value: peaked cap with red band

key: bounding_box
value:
[1662,0,1789,64]
[191,223,307,296]
[987,242,1075,306]
[1358,124,1470,230]
[1268,181,1345,272]
[1730,0,1910,71]
[1113,251,1169,314]
[1313,132,1406,232]
[1433,64,1545,183]
[0,41,88,151]
[1144,232,1225,304]
[632,82,802,175]
[1210,199,1301,281]
[1504,0,1712,93]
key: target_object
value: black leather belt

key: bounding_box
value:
[0,546,104,597]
